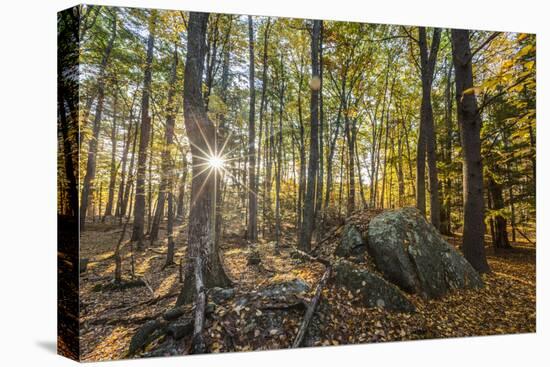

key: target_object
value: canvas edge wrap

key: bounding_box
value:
[57,4,81,361]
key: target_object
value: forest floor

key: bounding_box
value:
[79,218,536,361]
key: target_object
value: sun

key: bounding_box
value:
[208,155,225,170]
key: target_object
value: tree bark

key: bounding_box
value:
[299,20,321,252]
[440,60,454,235]
[150,44,178,243]
[131,11,156,250]
[275,59,285,248]
[247,16,258,242]
[103,90,119,220]
[178,12,231,307]
[417,27,441,230]
[488,175,511,249]
[451,29,490,273]
[176,153,188,221]
[80,13,117,230]
[116,91,138,219]
[257,19,271,235]
[344,114,356,214]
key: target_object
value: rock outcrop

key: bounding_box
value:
[366,207,483,298]
[333,260,416,312]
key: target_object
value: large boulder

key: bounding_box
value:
[366,207,483,298]
[333,260,416,312]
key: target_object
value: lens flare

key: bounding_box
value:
[208,155,224,169]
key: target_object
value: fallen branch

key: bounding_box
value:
[291,248,331,267]
[142,275,155,298]
[290,248,334,348]
[516,228,535,245]
[292,265,332,348]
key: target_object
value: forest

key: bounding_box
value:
[57,5,536,361]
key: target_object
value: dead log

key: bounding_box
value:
[290,248,333,348]
[292,265,332,348]
[291,248,331,267]
[516,227,535,245]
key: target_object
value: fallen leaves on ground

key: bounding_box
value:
[79,220,535,361]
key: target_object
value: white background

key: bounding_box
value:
[0,0,547,366]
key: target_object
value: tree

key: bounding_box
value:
[299,19,321,252]
[131,10,156,250]
[150,43,179,244]
[115,89,138,220]
[275,52,285,248]
[178,12,232,307]
[80,10,117,230]
[247,16,258,242]
[57,9,80,218]
[451,29,490,273]
[102,89,118,220]
[416,27,441,230]
[487,174,511,249]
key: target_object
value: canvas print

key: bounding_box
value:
[57,3,536,361]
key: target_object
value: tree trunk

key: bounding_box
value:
[297,68,306,233]
[488,175,511,249]
[58,92,79,217]
[116,91,138,219]
[131,11,156,250]
[275,62,285,248]
[247,16,258,242]
[257,19,271,236]
[299,20,321,252]
[150,44,178,243]
[345,114,355,214]
[176,153,188,221]
[79,14,117,230]
[324,98,343,212]
[178,12,231,306]
[103,90,118,220]
[440,60,454,235]
[417,27,441,230]
[316,22,325,227]
[451,29,490,273]
[121,108,140,222]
